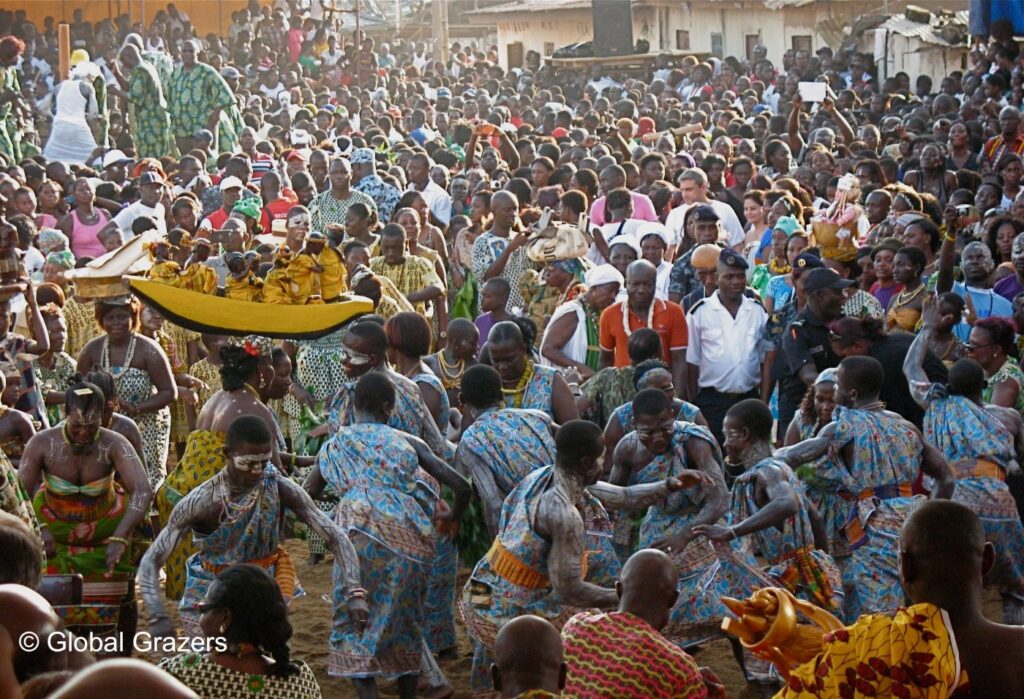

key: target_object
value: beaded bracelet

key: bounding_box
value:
[345,587,368,600]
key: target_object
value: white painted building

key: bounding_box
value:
[466,0,969,72]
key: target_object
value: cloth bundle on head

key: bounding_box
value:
[38,228,70,256]
[585,263,624,288]
[347,264,374,288]
[46,251,75,270]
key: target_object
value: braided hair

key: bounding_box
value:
[206,564,299,678]
[219,344,262,391]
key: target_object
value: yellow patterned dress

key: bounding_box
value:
[154,430,226,600]
[64,296,99,359]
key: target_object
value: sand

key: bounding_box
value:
[137,539,1004,698]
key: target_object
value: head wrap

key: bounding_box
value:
[232,198,262,220]
[549,258,585,279]
[585,264,624,288]
[46,250,76,271]
[815,367,839,386]
[38,228,70,256]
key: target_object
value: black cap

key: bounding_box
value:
[691,204,720,223]
[803,268,855,293]
[792,251,824,271]
[718,249,748,270]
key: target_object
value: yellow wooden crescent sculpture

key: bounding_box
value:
[124,277,373,339]
[721,587,845,679]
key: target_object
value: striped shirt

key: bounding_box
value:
[562,611,709,698]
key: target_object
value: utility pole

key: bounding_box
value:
[395,0,401,32]
[355,0,361,46]
[439,0,450,63]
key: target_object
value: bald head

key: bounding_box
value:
[0,584,78,683]
[617,549,679,631]
[492,615,565,697]
[49,659,198,699]
[626,258,657,282]
[900,501,991,606]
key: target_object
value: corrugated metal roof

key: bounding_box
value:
[879,10,969,47]
[465,0,593,16]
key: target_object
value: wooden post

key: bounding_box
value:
[58,23,70,82]
[355,0,361,49]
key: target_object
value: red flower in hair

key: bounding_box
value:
[242,340,260,357]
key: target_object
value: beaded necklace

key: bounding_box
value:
[101,333,138,387]
[501,360,534,408]
[436,350,465,390]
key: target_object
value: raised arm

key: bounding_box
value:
[774,421,841,466]
[936,207,958,294]
[904,306,937,409]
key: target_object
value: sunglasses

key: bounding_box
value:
[964,342,994,352]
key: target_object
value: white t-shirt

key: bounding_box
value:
[113,201,167,236]
[665,201,745,249]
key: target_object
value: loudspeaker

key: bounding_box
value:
[592,0,634,58]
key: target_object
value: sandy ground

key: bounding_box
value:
[136,538,1005,698]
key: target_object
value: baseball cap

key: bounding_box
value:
[138,172,166,187]
[219,176,244,191]
[221,66,241,80]
[550,127,570,139]
[802,268,854,293]
[691,204,719,223]
[102,150,131,169]
[437,87,452,99]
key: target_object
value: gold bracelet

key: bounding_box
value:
[107,536,130,546]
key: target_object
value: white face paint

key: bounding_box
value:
[287,213,310,230]
[231,451,273,474]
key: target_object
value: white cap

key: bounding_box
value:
[102,150,131,169]
[219,176,244,191]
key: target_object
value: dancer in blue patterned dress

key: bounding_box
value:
[455,364,557,537]
[385,312,460,658]
[905,315,1024,623]
[604,358,706,460]
[305,373,470,697]
[776,356,955,621]
[139,416,364,642]
[610,389,764,647]
[460,420,711,695]
[487,320,579,424]
[695,399,844,616]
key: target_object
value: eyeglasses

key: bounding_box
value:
[964,342,994,352]
[193,602,218,613]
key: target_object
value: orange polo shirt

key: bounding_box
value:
[599,298,688,367]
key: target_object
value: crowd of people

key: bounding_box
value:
[3,0,1024,697]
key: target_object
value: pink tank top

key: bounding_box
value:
[70,208,109,260]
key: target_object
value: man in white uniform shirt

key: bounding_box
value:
[665,168,744,248]
[685,248,768,445]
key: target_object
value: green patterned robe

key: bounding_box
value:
[128,61,173,158]
[167,62,235,146]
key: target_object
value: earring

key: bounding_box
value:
[219,624,226,634]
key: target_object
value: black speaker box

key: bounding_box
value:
[593,0,634,57]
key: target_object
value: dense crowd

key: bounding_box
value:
[3,1,1024,698]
